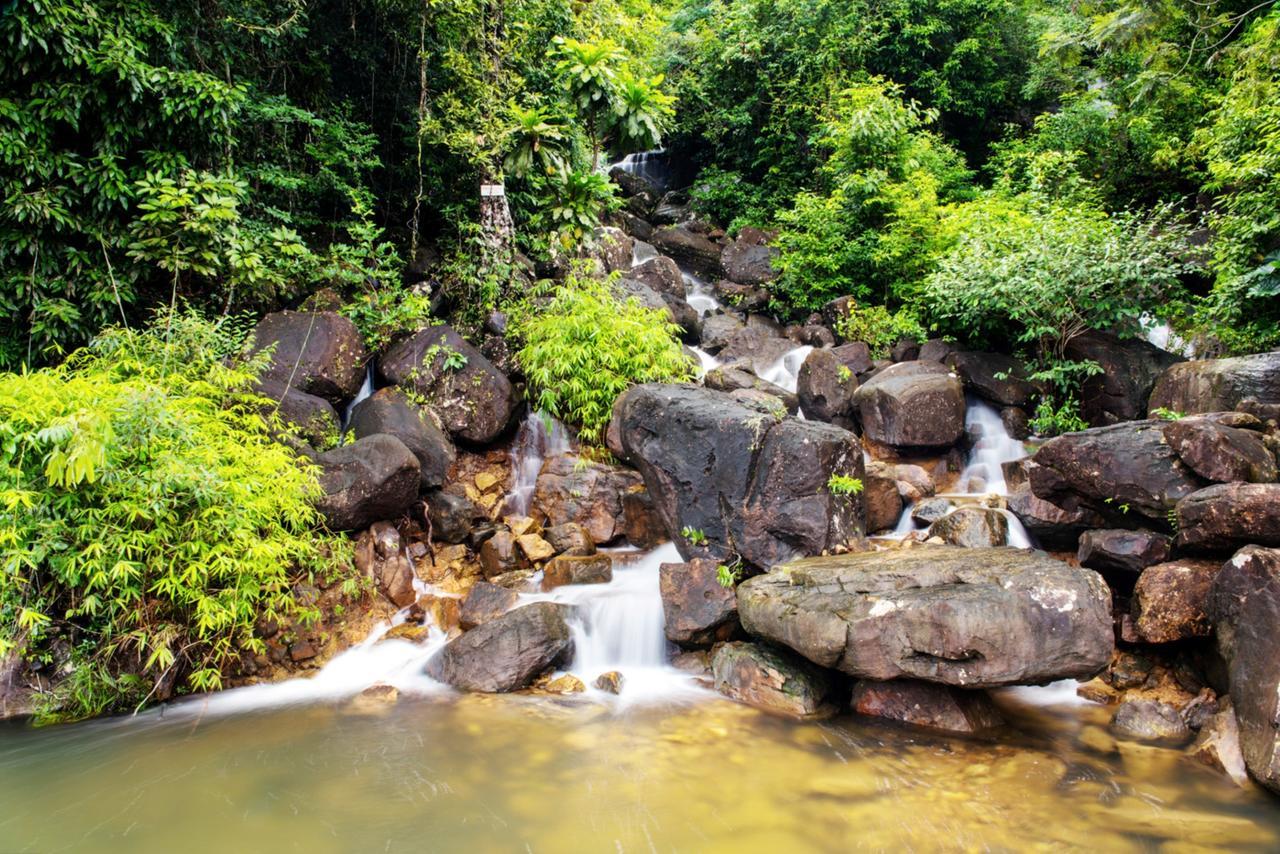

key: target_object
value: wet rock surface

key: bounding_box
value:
[354,522,417,607]
[532,454,642,545]
[852,361,966,450]
[380,324,518,444]
[1111,698,1192,744]
[1176,483,1280,552]
[425,602,573,692]
[944,351,1036,408]
[541,554,613,590]
[927,507,1009,548]
[1077,529,1173,577]
[315,434,421,531]
[1163,417,1277,484]
[349,388,455,489]
[611,384,864,569]
[650,224,723,278]
[254,378,339,448]
[459,581,519,629]
[796,348,858,424]
[711,641,832,717]
[1132,559,1222,643]
[659,558,738,645]
[720,231,778,286]
[850,679,1005,734]
[737,546,1113,688]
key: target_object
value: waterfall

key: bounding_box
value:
[340,364,376,433]
[683,271,722,318]
[608,149,671,192]
[956,397,1023,495]
[503,410,572,517]
[630,239,660,267]
[759,345,813,395]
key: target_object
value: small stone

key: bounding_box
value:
[506,515,539,537]
[516,534,556,563]
[1078,725,1117,755]
[542,554,614,590]
[415,594,461,632]
[539,673,586,694]
[1111,698,1191,744]
[479,530,522,579]
[349,683,399,712]
[1187,700,1250,787]
[382,623,432,643]
[594,671,624,694]
[850,679,1005,733]
[288,639,319,662]
[489,569,537,590]
[910,497,953,527]
[474,471,500,492]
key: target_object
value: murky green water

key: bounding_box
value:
[1,691,1277,852]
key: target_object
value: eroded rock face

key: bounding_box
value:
[315,434,420,531]
[1189,700,1251,787]
[1176,483,1280,552]
[945,352,1036,408]
[425,602,573,692]
[736,546,1113,688]
[863,463,904,533]
[711,641,832,717]
[349,388,455,489]
[1210,546,1280,793]
[1163,418,1277,484]
[704,366,798,415]
[1030,421,1204,525]
[699,314,745,353]
[611,385,864,569]
[532,454,642,545]
[1065,331,1182,426]
[651,224,723,278]
[354,522,417,607]
[659,558,737,645]
[850,680,1004,734]
[1132,559,1222,643]
[251,311,367,408]
[380,325,518,445]
[1149,352,1280,416]
[852,362,966,450]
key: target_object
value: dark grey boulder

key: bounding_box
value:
[1006,488,1104,550]
[713,279,770,312]
[425,602,573,692]
[250,310,367,408]
[704,366,798,415]
[1149,352,1280,416]
[852,361,966,449]
[610,384,864,569]
[945,351,1037,408]
[349,388,455,489]
[380,324,518,445]
[425,490,484,545]
[716,327,799,377]
[1030,420,1205,525]
[699,313,745,353]
[629,255,686,299]
[459,581,519,629]
[660,558,738,645]
[832,341,874,376]
[616,278,699,342]
[650,224,722,278]
[1077,529,1173,577]
[315,434,420,531]
[254,377,339,448]
[1210,545,1280,664]
[797,348,858,424]
[720,234,778,286]
[1176,483,1280,552]
[1065,331,1182,426]
[911,497,955,527]
[1164,418,1278,483]
[712,641,832,717]
[737,546,1113,688]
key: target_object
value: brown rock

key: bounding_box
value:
[928,507,1008,548]
[543,522,596,556]
[711,641,832,717]
[863,462,904,533]
[1111,698,1192,744]
[659,559,738,645]
[1188,700,1251,786]
[623,488,667,548]
[1077,529,1173,577]
[479,530,522,579]
[354,523,417,608]
[516,534,555,563]
[852,361,966,449]
[425,602,573,692]
[1133,559,1222,643]
[542,554,614,590]
[1176,483,1280,552]
[459,581,519,629]
[532,454,641,545]
[850,679,1005,733]
[594,671,625,694]
[1164,418,1277,483]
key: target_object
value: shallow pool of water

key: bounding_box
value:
[1,688,1277,852]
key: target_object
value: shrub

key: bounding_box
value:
[0,311,345,721]
[512,272,693,443]
[833,303,927,358]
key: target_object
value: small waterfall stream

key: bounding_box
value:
[759,345,812,394]
[502,409,571,517]
[339,363,376,433]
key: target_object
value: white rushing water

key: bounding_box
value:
[630,239,660,267]
[759,345,812,394]
[503,410,572,517]
[340,363,376,433]
[608,149,670,191]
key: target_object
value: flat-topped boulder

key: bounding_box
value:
[610,384,864,568]
[737,546,1113,688]
[1149,352,1280,416]
[379,324,518,444]
[650,224,722,278]
[852,361,965,450]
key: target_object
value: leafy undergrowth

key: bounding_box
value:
[0,311,347,722]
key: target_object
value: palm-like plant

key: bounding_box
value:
[611,72,676,154]
[548,169,615,241]
[552,37,625,168]
[503,104,571,178]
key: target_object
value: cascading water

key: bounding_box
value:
[630,239,660,267]
[340,364,376,433]
[608,149,672,192]
[759,345,813,395]
[503,410,572,517]
[683,270,721,318]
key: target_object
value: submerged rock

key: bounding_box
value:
[736,546,1113,688]
[611,384,864,569]
[1188,700,1251,787]
[1111,698,1191,744]
[315,434,420,531]
[250,310,367,408]
[425,602,573,692]
[852,361,966,450]
[660,558,738,645]
[380,324,518,444]
[711,641,832,717]
[850,679,1005,734]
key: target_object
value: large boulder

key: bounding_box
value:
[380,324,518,444]
[1030,421,1205,525]
[349,388,455,489]
[699,313,745,353]
[737,546,1113,687]
[1132,559,1222,643]
[650,224,722,278]
[944,351,1037,408]
[616,278,699,342]
[1149,352,1280,416]
[1006,488,1105,550]
[532,454,642,545]
[850,679,1004,734]
[862,462,904,533]
[1208,547,1280,793]
[720,232,778,286]
[611,384,864,569]
[250,310,367,408]
[1175,483,1280,552]
[254,377,339,448]
[1077,529,1173,577]
[659,558,738,645]
[1164,418,1277,483]
[852,361,966,450]
[425,602,573,692]
[315,434,420,531]
[629,255,686,299]
[711,641,832,717]
[796,348,858,424]
[1065,331,1182,426]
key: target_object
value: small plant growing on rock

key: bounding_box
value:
[681,526,708,547]
[1151,407,1185,421]
[716,558,744,588]
[836,365,853,383]
[827,474,864,497]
